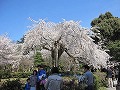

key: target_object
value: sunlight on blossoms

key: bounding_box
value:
[23,19,110,68]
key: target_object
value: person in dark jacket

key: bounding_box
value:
[106,66,113,88]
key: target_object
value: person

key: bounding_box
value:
[116,64,120,90]
[115,66,119,80]
[44,67,63,90]
[83,65,94,90]
[25,78,31,90]
[30,70,37,90]
[74,74,86,90]
[36,65,47,90]
[106,66,113,88]
[111,66,115,80]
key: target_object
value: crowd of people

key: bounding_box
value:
[24,64,119,90]
[24,65,63,90]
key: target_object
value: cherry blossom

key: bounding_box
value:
[23,19,110,67]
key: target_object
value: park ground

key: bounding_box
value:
[107,87,116,90]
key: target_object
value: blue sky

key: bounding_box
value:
[0,0,120,41]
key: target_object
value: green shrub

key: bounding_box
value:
[0,79,22,90]
[0,70,11,79]
[11,72,32,78]
[94,71,107,90]
[0,71,32,79]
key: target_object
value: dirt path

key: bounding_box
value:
[106,87,116,90]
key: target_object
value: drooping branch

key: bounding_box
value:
[64,48,74,59]
[23,19,110,68]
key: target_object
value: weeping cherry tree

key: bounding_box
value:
[23,19,109,67]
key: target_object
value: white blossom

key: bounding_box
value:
[23,19,109,67]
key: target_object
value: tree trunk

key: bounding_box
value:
[51,42,65,67]
[51,42,59,67]
[55,48,58,67]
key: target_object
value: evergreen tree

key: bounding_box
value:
[91,12,120,61]
[34,52,44,66]
[91,12,120,42]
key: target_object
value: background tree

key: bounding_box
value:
[107,41,120,61]
[0,35,34,72]
[91,12,120,41]
[91,12,120,61]
[0,35,15,65]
